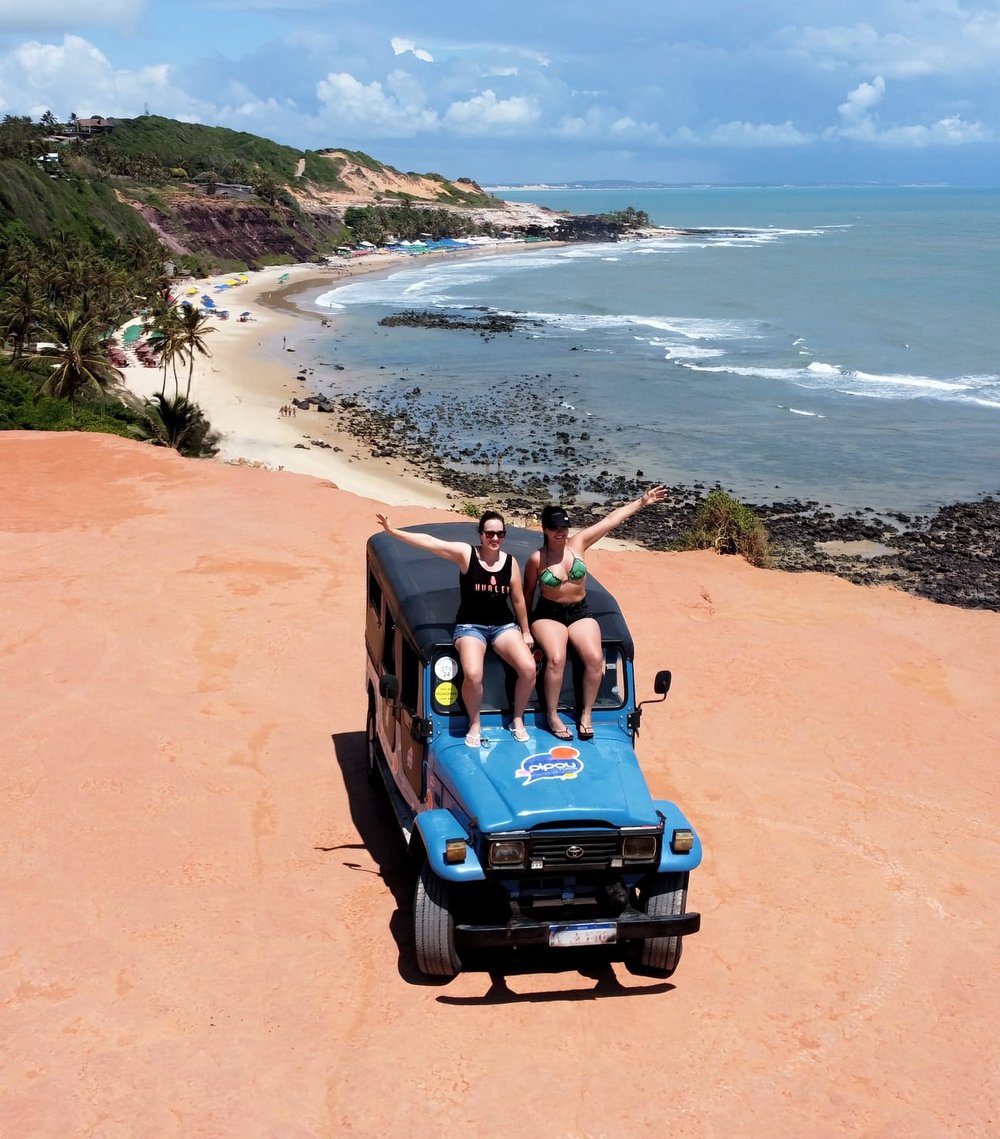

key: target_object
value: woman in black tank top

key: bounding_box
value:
[375,510,536,747]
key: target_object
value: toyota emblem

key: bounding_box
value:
[566,845,584,859]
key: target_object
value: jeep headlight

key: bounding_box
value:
[622,835,658,861]
[488,840,526,867]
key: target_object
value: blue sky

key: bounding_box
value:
[0,0,997,185]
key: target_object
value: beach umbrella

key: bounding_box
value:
[186,286,198,295]
[122,324,143,344]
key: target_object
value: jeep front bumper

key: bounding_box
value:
[454,908,701,948]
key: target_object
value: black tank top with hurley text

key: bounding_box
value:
[455,545,514,625]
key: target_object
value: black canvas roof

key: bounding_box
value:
[367,522,634,661]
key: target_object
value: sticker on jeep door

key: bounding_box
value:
[515,745,583,785]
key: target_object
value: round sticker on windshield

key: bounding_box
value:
[434,681,459,706]
[434,657,458,681]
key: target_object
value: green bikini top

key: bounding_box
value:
[539,555,587,588]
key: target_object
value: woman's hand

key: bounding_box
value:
[640,485,666,508]
[375,512,391,532]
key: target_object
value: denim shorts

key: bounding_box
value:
[454,622,518,646]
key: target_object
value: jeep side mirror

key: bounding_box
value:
[628,670,673,738]
[379,674,399,700]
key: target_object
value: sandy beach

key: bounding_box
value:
[1,429,998,1137]
[119,246,559,511]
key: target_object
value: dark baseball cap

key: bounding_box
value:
[541,506,572,529]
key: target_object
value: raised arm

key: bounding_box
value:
[374,513,471,569]
[574,485,666,552]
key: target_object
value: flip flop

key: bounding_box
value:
[577,725,595,741]
[510,725,529,743]
[464,732,481,748]
[549,724,574,741]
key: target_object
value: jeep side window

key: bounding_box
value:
[400,638,420,713]
[381,612,396,677]
[365,569,383,665]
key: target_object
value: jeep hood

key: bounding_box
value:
[437,732,661,831]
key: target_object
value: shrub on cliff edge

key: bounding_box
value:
[676,488,770,567]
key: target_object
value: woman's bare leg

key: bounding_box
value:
[568,617,604,731]
[530,618,571,734]
[455,636,487,738]
[493,629,538,732]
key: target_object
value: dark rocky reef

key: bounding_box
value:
[309,384,999,611]
[377,310,540,340]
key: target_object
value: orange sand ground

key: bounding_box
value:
[2,432,998,1138]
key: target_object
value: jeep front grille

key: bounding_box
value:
[527,832,622,871]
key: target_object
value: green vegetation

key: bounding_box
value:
[0,362,137,437]
[0,160,153,245]
[344,203,497,245]
[140,392,219,456]
[0,222,217,454]
[598,206,651,230]
[86,115,346,190]
[676,489,770,566]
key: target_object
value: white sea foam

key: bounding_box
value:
[679,359,1000,407]
[652,341,725,360]
[507,309,754,340]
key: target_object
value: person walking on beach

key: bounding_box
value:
[523,488,666,741]
[375,511,537,747]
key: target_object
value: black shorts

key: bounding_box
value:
[531,595,593,626]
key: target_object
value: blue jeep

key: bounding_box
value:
[365,522,702,978]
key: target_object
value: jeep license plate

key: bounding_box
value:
[549,922,617,948]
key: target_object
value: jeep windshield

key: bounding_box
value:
[430,645,628,717]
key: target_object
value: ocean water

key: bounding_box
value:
[295,186,998,514]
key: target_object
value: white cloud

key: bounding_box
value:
[838,75,886,122]
[0,34,187,121]
[834,74,989,145]
[704,120,810,147]
[609,116,661,141]
[390,36,434,63]
[878,116,990,146]
[315,71,438,135]
[669,120,810,148]
[554,106,662,143]
[791,9,1000,80]
[443,89,540,134]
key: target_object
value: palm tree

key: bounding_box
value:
[0,277,47,362]
[175,304,215,399]
[143,298,183,397]
[141,392,217,456]
[37,310,124,414]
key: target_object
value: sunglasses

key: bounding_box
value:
[482,529,506,538]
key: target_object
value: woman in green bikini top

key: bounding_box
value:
[538,556,587,588]
[523,489,667,742]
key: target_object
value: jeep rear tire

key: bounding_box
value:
[414,861,462,977]
[626,871,688,978]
